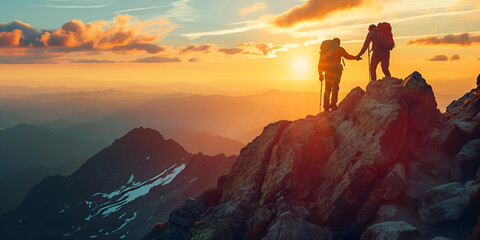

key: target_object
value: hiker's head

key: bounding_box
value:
[369,24,376,31]
[333,38,340,46]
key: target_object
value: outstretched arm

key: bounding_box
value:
[340,48,358,60]
[357,32,372,57]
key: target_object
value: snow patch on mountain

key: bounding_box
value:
[90,164,186,217]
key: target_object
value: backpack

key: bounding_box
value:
[319,40,342,72]
[377,22,395,50]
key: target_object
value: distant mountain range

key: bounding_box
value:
[0,123,108,214]
[0,127,236,240]
[0,123,107,178]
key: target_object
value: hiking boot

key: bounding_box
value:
[330,105,338,111]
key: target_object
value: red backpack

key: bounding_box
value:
[377,22,395,50]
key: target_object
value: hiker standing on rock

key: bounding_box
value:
[357,23,395,81]
[318,38,361,112]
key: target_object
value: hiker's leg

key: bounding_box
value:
[330,71,342,108]
[381,51,391,78]
[324,74,333,111]
[370,52,381,81]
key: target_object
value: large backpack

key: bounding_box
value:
[377,22,395,50]
[319,40,342,72]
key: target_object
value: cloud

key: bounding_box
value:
[254,43,299,57]
[0,15,173,54]
[218,47,243,55]
[0,29,23,47]
[132,56,181,63]
[114,5,170,14]
[273,0,366,28]
[450,54,460,60]
[0,20,46,47]
[178,44,213,54]
[110,43,166,54]
[0,49,62,64]
[163,0,196,22]
[406,33,480,46]
[39,15,173,52]
[0,15,174,63]
[239,2,268,17]
[426,55,452,61]
[181,23,268,39]
[188,57,200,62]
[66,58,119,63]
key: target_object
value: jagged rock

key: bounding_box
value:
[451,139,480,181]
[360,221,420,240]
[262,211,333,240]
[187,200,247,240]
[170,198,208,231]
[418,182,479,223]
[353,163,407,230]
[445,85,480,122]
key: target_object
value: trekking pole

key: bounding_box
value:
[368,45,371,82]
[319,76,323,113]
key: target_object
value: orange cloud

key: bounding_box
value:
[273,0,365,28]
[178,44,213,54]
[239,2,268,17]
[132,56,181,63]
[0,29,23,47]
[39,15,173,53]
[0,14,173,55]
[426,54,461,61]
[0,20,44,47]
[406,33,480,46]
[450,54,460,61]
[218,47,243,55]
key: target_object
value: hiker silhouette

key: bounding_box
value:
[318,38,361,112]
[357,23,395,81]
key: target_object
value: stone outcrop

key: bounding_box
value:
[144,72,480,240]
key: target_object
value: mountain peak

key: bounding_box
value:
[112,127,167,146]
[146,73,480,240]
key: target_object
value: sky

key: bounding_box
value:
[0,0,479,95]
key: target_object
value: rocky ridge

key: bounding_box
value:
[144,72,480,240]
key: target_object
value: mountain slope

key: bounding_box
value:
[0,123,106,178]
[162,128,245,156]
[0,159,85,214]
[144,72,480,240]
[0,127,236,240]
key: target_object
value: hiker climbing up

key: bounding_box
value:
[318,38,361,112]
[357,23,395,82]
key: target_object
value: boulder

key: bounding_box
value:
[262,211,332,240]
[418,182,479,223]
[375,205,399,223]
[450,139,480,181]
[360,221,420,240]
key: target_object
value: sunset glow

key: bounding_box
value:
[0,0,479,103]
[292,57,310,74]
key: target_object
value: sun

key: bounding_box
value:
[292,57,310,74]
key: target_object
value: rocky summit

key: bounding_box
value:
[144,72,480,240]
